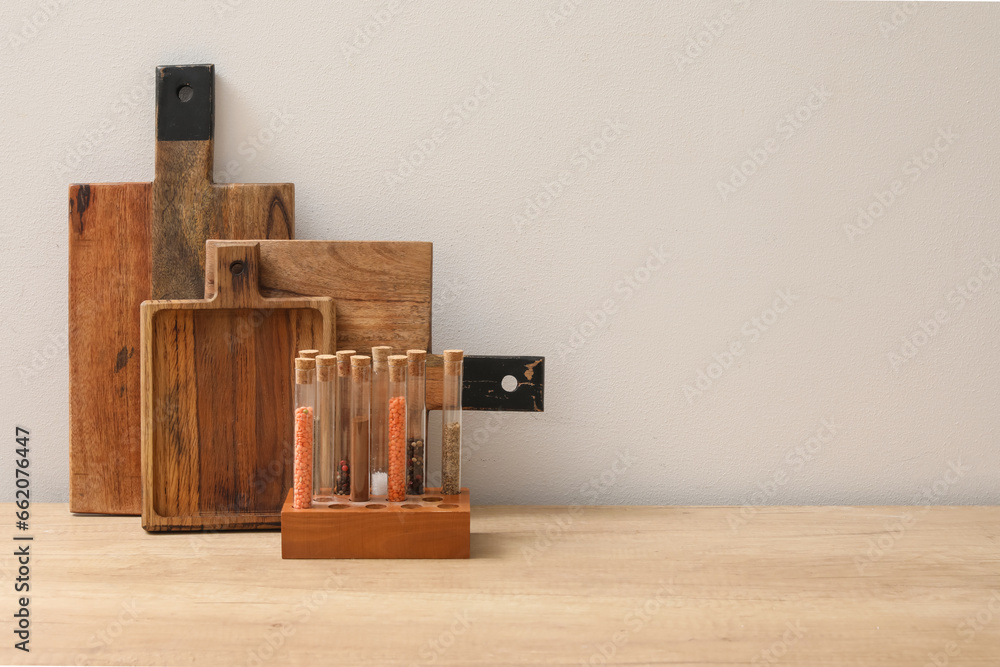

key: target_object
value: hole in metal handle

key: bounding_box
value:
[177,85,194,102]
[501,374,518,392]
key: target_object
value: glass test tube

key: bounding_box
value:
[350,355,371,502]
[293,357,316,509]
[334,350,355,497]
[314,354,336,502]
[370,346,391,496]
[387,355,407,502]
[405,350,426,495]
[441,350,463,495]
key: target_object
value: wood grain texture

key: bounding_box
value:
[152,142,293,300]
[70,120,294,517]
[280,488,470,559]
[141,243,333,532]
[69,183,151,515]
[17,504,1000,666]
[205,240,431,353]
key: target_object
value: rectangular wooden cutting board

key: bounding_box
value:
[205,240,433,353]
[141,243,333,532]
[70,64,294,515]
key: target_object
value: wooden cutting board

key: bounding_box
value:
[69,64,294,515]
[205,240,433,353]
[141,243,333,532]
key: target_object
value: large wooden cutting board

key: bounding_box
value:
[141,243,333,532]
[70,64,294,515]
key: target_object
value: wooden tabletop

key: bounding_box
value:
[8,504,1000,666]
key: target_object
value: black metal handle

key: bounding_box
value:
[156,64,214,142]
[461,355,544,412]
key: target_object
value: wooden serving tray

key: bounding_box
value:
[70,64,294,515]
[140,243,333,532]
[280,489,470,559]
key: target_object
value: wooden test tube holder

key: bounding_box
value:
[280,353,542,559]
[280,488,470,559]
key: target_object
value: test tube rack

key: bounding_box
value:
[280,353,543,558]
[280,488,471,559]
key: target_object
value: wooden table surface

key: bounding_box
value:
[6,504,1000,666]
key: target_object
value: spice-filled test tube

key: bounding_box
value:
[314,354,336,502]
[387,355,407,502]
[405,349,426,495]
[441,350,463,495]
[350,355,371,502]
[334,350,355,497]
[293,357,316,509]
[370,346,391,496]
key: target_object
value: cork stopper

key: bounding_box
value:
[316,354,336,382]
[295,357,315,384]
[299,349,320,359]
[336,350,356,377]
[351,354,371,381]
[407,349,426,376]
[444,349,463,376]
[388,354,407,382]
[372,346,391,367]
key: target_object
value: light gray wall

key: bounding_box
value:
[2,0,998,506]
